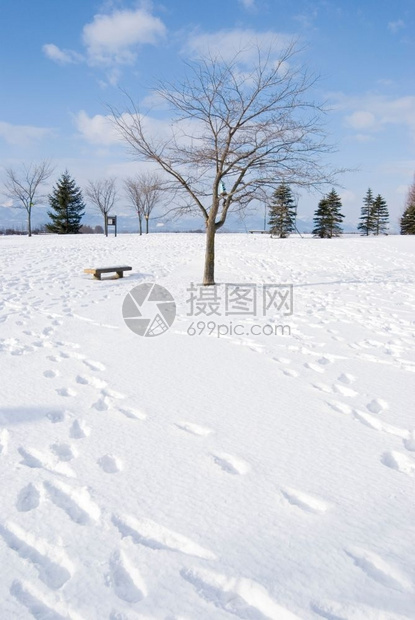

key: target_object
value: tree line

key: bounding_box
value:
[267,181,415,238]
[2,163,162,236]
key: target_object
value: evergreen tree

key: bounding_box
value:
[46,171,85,234]
[357,188,375,235]
[370,194,389,235]
[268,183,296,237]
[312,189,344,238]
[400,176,415,235]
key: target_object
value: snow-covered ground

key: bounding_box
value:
[0,233,414,620]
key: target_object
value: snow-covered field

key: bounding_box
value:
[0,233,414,620]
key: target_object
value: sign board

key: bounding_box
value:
[106,215,117,236]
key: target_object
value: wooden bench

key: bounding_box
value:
[84,266,132,280]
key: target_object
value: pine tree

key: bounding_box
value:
[46,171,85,234]
[401,176,415,235]
[268,183,296,238]
[370,194,389,235]
[312,189,344,238]
[357,188,375,235]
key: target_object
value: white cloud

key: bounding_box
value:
[185,29,292,65]
[82,8,166,66]
[43,7,166,85]
[345,111,376,130]
[388,19,405,34]
[352,134,375,143]
[0,121,54,146]
[238,0,256,9]
[42,44,83,65]
[75,109,202,153]
[333,93,415,140]
[74,111,120,146]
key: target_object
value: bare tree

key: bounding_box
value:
[124,172,162,235]
[85,178,117,236]
[112,41,339,284]
[4,161,54,237]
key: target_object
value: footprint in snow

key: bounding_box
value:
[83,359,106,372]
[44,480,101,524]
[381,451,415,476]
[403,432,415,452]
[318,356,332,366]
[0,522,72,590]
[112,514,216,559]
[212,452,250,475]
[312,382,333,394]
[50,443,77,462]
[69,419,90,439]
[16,483,41,512]
[11,579,73,619]
[175,422,213,436]
[181,567,301,619]
[366,398,389,414]
[337,372,356,384]
[43,369,60,379]
[283,368,299,377]
[312,599,411,620]
[281,487,329,514]
[304,362,325,374]
[327,400,352,415]
[117,407,147,421]
[56,387,77,398]
[345,547,412,591]
[18,447,76,478]
[46,410,66,424]
[76,375,107,389]
[332,383,358,398]
[98,454,123,473]
[107,550,147,603]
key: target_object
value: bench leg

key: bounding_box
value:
[93,273,101,280]
[116,271,123,278]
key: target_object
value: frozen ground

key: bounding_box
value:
[0,233,414,619]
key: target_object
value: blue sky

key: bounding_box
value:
[0,0,414,232]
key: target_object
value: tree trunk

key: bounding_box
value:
[27,209,32,237]
[145,216,149,234]
[104,216,108,237]
[138,217,142,236]
[203,220,216,285]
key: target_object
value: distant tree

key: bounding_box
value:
[268,183,296,238]
[312,189,344,238]
[46,171,85,234]
[94,225,104,234]
[400,176,415,235]
[3,161,54,237]
[80,225,94,234]
[357,188,375,236]
[124,172,162,235]
[124,177,143,235]
[85,178,117,236]
[371,194,389,235]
